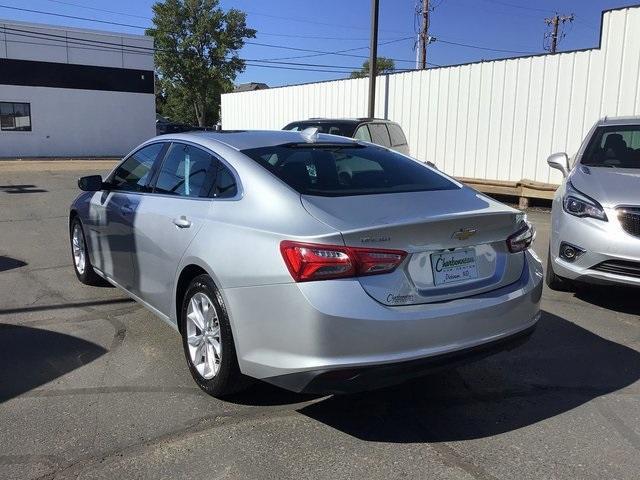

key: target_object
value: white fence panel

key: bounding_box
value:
[222,6,640,185]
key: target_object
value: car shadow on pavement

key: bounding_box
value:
[0,297,131,315]
[285,310,640,442]
[0,324,107,403]
[0,255,27,272]
[573,284,640,316]
[0,184,48,194]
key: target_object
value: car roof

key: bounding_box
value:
[287,118,396,125]
[154,129,359,151]
[598,116,640,126]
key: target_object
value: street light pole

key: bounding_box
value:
[368,0,379,118]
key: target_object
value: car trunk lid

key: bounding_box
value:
[301,187,525,305]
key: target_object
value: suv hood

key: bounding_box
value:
[570,166,640,207]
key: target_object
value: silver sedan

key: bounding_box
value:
[547,116,640,290]
[69,129,542,397]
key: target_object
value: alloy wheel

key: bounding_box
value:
[72,223,86,275]
[186,292,222,379]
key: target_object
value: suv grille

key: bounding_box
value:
[592,260,640,279]
[618,207,640,238]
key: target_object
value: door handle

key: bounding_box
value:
[120,204,133,215]
[173,216,192,229]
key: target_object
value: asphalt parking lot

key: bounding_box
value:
[1,161,639,480]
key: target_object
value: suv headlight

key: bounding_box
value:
[563,182,607,221]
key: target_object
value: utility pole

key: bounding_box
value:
[545,13,574,54]
[368,0,379,118]
[419,0,430,69]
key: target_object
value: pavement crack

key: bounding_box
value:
[595,398,640,452]
[30,406,305,480]
[429,442,500,480]
[0,454,63,467]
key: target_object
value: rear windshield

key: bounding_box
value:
[241,144,458,197]
[283,122,356,137]
[582,125,640,169]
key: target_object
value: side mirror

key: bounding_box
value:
[547,152,570,177]
[78,175,104,192]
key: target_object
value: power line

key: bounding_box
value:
[1,25,441,77]
[245,39,420,64]
[41,0,150,20]
[2,25,420,66]
[1,25,155,52]
[1,26,156,55]
[243,9,411,35]
[42,0,393,42]
[0,2,533,65]
[434,38,538,55]
[450,0,544,21]
[0,4,148,29]
[0,25,390,73]
[0,4,424,65]
[258,32,370,41]
[478,0,552,14]
[243,63,360,74]
[39,0,412,37]
[2,20,532,69]
[258,37,414,62]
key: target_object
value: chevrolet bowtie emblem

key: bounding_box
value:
[452,228,477,241]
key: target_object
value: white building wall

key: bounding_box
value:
[221,6,640,185]
[0,85,155,157]
[0,19,155,157]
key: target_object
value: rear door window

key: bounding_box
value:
[368,123,392,147]
[211,161,238,198]
[241,144,457,197]
[153,143,216,198]
[353,125,372,142]
[388,124,408,147]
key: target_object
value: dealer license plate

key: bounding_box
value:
[431,248,478,286]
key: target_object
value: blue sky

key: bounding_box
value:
[1,0,638,86]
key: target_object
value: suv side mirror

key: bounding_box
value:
[547,152,570,177]
[78,175,104,191]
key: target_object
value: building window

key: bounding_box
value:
[0,102,32,131]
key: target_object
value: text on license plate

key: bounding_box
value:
[430,248,478,286]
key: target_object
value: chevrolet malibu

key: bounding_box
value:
[69,129,542,397]
[547,116,640,290]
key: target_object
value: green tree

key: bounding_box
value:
[350,57,395,79]
[147,0,256,126]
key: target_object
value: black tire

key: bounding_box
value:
[545,246,574,291]
[180,274,249,397]
[70,217,106,286]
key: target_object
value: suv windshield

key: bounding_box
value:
[582,125,640,169]
[283,122,357,137]
[241,143,458,197]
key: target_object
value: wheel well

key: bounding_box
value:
[175,264,208,332]
[69,210,78,228]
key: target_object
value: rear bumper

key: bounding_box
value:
[267,324,537,394]
[222,250,543,393]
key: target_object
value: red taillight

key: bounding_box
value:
[280,241,407,282]
[506,222,535,253]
